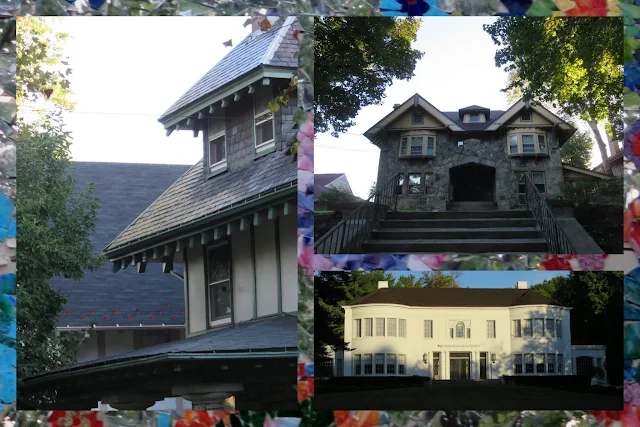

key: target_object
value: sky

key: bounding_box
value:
[389,271,570,288]
[315,17,607,199]
[46,17,251,166]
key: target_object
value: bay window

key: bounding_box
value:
[507,131,548,156]
[399,133,436,157]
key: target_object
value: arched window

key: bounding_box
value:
[456,322,465,338]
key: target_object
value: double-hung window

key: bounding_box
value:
[364,318,373,336]
[424,320,433,338]
[398,319,406,337]
[508,132,548,155]
[547,353,556,373]
[364,354,373,374]
[207,244,232,327]
[254,85,275,154]
[534,318,544,337]
[354,319,362,338]
[524,353,534,373]
[375,354,385,374]
[487,320,496,338]
[523,319,533,337]
[514,354,523,374]
[387,354,396,374]
[354,354,362,375]
[512,319,522,338]
[207,117,227,175]
[398,355,406,375]
[556,319,562,338]
[536,353,545,373]
[545,319,555,338]
[557,354,564,374]
[387,318,397,337]
[375,318,385,336]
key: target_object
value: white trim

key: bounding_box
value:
[209,317,232,328]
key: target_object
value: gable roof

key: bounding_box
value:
[158,16,299,128]
[315,173,344,188]
[50,162,191,328]
[346,287,562,308]
[563,163,613,180]
[104,149,297,258]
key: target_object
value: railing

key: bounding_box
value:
[315,173,400,254]
[522,172,575,254]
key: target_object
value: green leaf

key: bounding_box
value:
[268,99,280,112]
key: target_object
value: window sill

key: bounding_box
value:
[399,154,436,159]
[255,140,276,158]
[508,152,549,157]
[208,161,228,177]
[209,318,232,329]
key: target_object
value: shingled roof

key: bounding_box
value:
[104,149,297,255]
[158,16,299,124]
[347,288,561,308]
[442,110,505,132]
[51,162,191,328]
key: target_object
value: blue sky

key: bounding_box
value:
[315,17,606,199]
[389,271,570,288]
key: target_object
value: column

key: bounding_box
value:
[442,351,447,380]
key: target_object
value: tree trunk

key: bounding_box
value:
[587,120,611,174]
[608,135,621,155]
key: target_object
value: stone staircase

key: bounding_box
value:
[361,203,549,253]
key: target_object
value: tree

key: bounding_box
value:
[421,271,460,288]
[314,17,424,137]
[17,17,103,406]
[560,128,594,169]
[484,17,623,174]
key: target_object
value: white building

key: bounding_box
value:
[338,281,607,382]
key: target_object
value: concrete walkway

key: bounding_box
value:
[314,383,622,411]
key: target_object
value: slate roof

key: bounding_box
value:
[158,17,299,124]
[105,149,298,254]
[348,288,561,307]
[34,314,297,376]
[51,162,191,328]
[442,110,505,132]
[315,173,344,188]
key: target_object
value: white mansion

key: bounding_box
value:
[334,281,607,382]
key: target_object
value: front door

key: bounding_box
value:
[480,352,487,379]
[449,163,496,202]
[449,352,471,380]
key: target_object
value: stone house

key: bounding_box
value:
[336,281,607,382]
[21,16,300,411]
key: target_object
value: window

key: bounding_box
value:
[375,354,385,374]
[399,319,406,337]
[400,137,408,156]
[470,112,480,122]
[254,86,275,151]
[412,113,424,124]
[387,354,396,374]
[487,320,496,338]
[512,320,522,338]
[408,173,421,195]
[523,319,533,337]
[514,354,523,374]
[455,322,465,338]
[207,118,227,174]
[207,244,232,326]
[545,319,555,338]
[547,353,556,374]
[509,135,519,154]
[426,136,435,156]
[424,320,433,338]
[525,353,534,373]
[534,318,544,337]
[521,110,532,121]
[364,354,373,374]
[557,354,563,374]
[396,174,405,195]
[387,318,397,337]
[538,135,546,152]
[375,318,385,336]
[354,354,362,375]
[532,171,545,193]
[433,352,441,379]
[398,355,406,375]
[536,353,545,373]
[556,319,562,338]
[410,137,423,155]
[516,171,526,203]
[365,318,373,337]
[354,319,362,338]
[522,135,535,153]
[450,328,453,338]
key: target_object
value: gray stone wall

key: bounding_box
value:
[274,80,298,152]
[377,128,565,211]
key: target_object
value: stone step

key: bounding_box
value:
[372,227,542,240]
[361,238,549,253]
[381,218,538,228]
[388,210,532,220]
[447,202,498,211]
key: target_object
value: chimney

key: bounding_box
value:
[378,281,389,289]
[393,104,401,109]
[516,281,528,290]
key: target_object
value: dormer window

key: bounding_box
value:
[521,110,532,121]
[254,85,276,156]
[412,113,424,124]
[207,117,227,176]
[470,113,480,122]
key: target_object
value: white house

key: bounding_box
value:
[337,281,606,382]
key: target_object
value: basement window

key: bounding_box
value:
[408,173,421,195]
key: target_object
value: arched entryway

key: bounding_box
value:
[449,163,496,202]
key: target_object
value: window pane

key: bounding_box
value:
[364,354,372,374]
[470,113,479,122]
[400,137,407,156]
[424,320,433,338]
[523,319,533,337]
[536,353,545,373]
[375,354,385,374]
[354,354,362,375]
[534,318,544,337]
[411,137,423,155]
[538,135,546,152]
[398,355,406,375]
[456,322,464,338]
[355,319,362,337]
[412,114,424,124]
[387,318,397,337]
[376,318,385,336]
[532,172,545,193]
[365,318,373,336]
[522,111,532,121]
[513,319,522,337]
[514,354,523,374]
[255,116,274,146]
[387,354,396,374]
[209,136,226,166]
[556,319,562,338]
[208,246,231,321]
[547,353,555,374]
[409,173,421,195]
[509,135,519,154]
[426,136,435,155]
[487,320,496,338]
[545,319,555,337]
[525,353,534,373]
[399,319,406,337]
[522,135,535,152]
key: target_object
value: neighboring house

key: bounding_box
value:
[22,16,300,411]
[50,161,191,411]
[315,173,354,198]
[593,152,624,177]
[335,281,606,383]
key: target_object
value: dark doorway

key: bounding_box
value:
[480,352,487,379]
[577,356,594,377]
[450,352,471,380]
[449,163,495,202]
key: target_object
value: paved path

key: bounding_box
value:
[315,383,622,411]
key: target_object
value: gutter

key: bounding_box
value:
[23,349,298,386]
[57,324,185,331]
